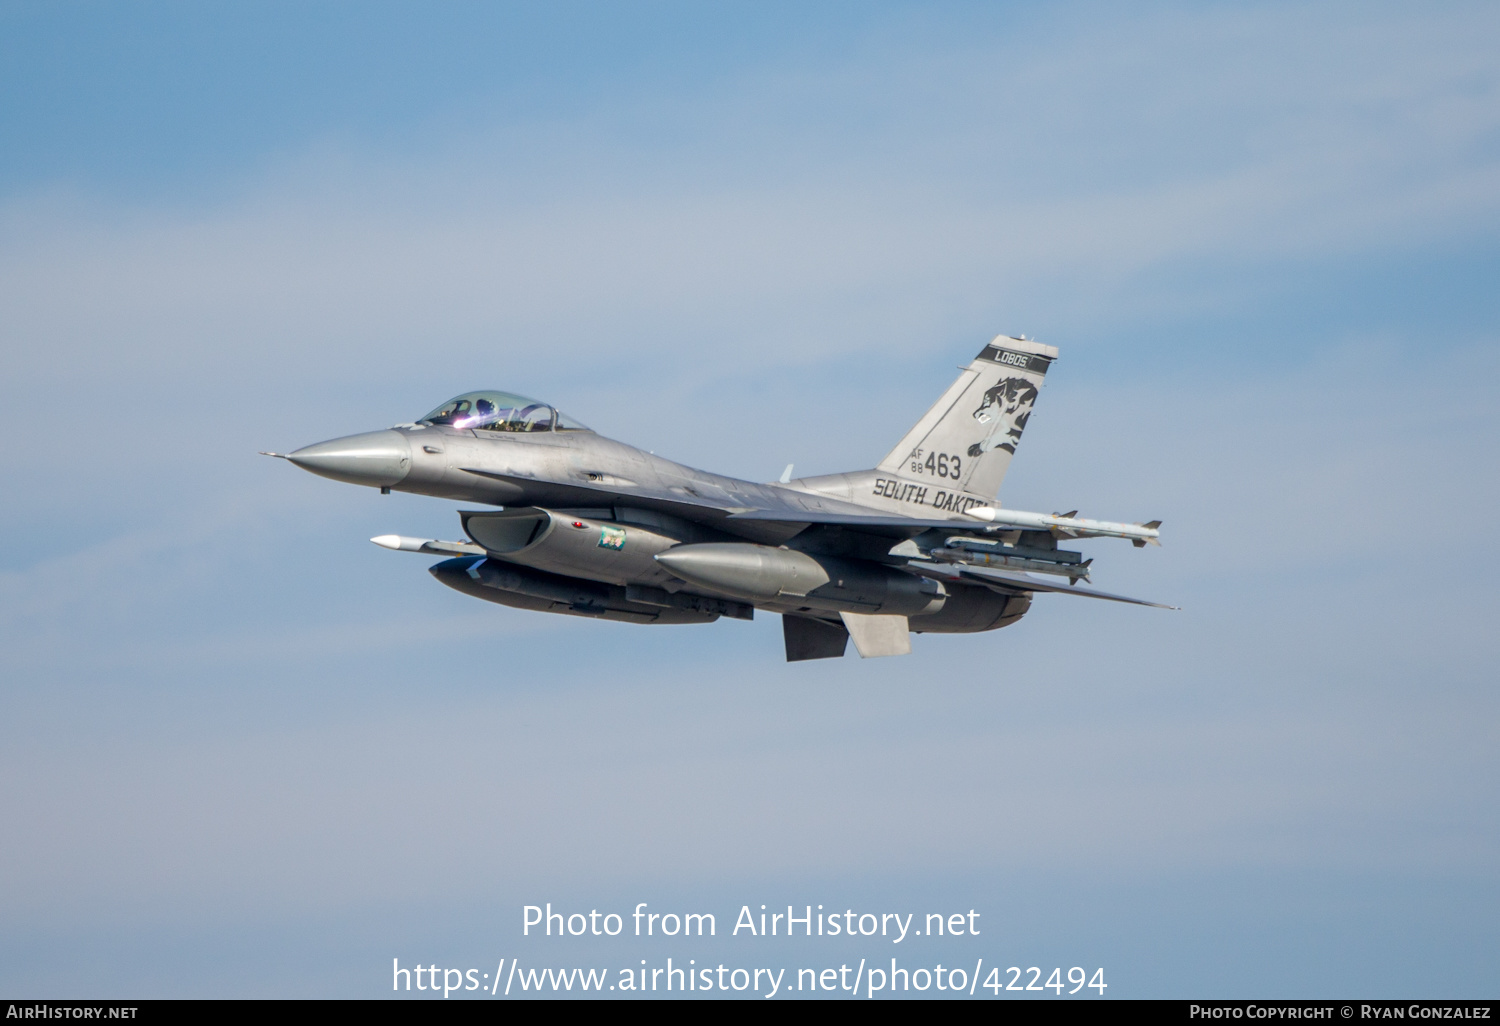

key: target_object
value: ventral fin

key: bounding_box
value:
[838,612,911,658]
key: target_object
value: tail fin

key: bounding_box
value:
[877,335,1057,500]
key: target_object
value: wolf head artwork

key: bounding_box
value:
[967,377,1040,458]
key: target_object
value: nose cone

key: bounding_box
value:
[287,430,411,488]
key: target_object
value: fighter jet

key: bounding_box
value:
[266,335,1172,661]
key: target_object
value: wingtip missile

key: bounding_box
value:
[964,506,1162,544]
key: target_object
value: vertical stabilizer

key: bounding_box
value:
[876,335,1057,501]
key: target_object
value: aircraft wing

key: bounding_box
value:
[455,468,948,535]
[910,561,1178,609]
[726,507,1160,543]
[454,467,759,522]
[458,469,1159,556]
[725,508,987,537]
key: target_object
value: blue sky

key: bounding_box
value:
[1,1,1498,998]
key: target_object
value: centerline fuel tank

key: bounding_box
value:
[653,542,946,617]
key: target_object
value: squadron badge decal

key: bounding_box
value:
[968,377,1039,458]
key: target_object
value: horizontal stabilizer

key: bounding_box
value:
[912,562,1178,609]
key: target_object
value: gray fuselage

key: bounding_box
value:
[284,422,1028,634]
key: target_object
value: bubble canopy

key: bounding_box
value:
[418,391,589,433]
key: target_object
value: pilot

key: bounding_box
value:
[473,397,497,428]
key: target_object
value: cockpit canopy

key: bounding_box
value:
[418,391,589,433]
